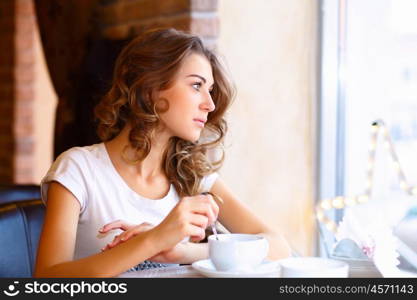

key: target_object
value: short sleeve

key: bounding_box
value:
[200,172,219,193]
[41,148,90,213]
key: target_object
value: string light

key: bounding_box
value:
[316,119,416,234]
[344,197,356,206]
[320,199,332,210]
[316,209,325,221]
[332,196,345,209]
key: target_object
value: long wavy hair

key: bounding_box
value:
[95,28,235,197]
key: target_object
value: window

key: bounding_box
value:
[319,0,417,273]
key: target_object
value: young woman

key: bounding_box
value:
[34,28,291,278]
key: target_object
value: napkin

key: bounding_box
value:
[332,201,404,277]
[332,238,368,259]
[331,238,382,277]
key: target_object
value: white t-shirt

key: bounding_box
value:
[41,143,219,260]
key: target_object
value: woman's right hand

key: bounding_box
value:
[150,193,219,251]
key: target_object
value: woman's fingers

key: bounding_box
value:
[146,194,219,250]
[106,234,121,248]
[190,200,217,226]
[201,193,220,218]
[102,222,155,251]
[120,222,154,241]
[201,194,219,224]
[177,206,209,241]
[99,219,134,233]
[188,223,206,241]
[188,213,209,229]
[187,211,210,242]
[207,194,220,218]
[181,195,216,225]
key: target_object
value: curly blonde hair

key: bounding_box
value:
[95,28,235,197]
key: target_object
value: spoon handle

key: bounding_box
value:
[201,192,219,240]
[211,223,219,240]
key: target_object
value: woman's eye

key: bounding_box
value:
[192,82,202,90]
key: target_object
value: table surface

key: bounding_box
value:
[118,265,203,278]
[117,264,417,278]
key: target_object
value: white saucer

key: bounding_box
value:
[191,259,281,278]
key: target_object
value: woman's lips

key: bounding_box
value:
[193,119,205,128]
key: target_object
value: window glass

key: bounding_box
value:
[320,0,417,272]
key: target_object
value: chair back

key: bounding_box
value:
[0,185,41,205]
[0,199,45,277]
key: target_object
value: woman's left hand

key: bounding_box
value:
[99,220,154,251]
[99,219,192,263]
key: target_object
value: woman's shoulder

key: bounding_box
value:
[55,143,104,164]
[41,144,104,212]
[46,143,106,178]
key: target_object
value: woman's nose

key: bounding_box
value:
[201,92,215,112]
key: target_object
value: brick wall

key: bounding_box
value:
[0,0,36,183]
[98,0,219,48]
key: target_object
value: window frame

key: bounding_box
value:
[317,0,347,257]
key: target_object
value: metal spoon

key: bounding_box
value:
[211,221,219,241]
[201,192,219,240]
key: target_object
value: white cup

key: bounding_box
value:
[279,257,349,278]
[208,233,269,272]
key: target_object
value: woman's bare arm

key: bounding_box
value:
[34,182,163,277]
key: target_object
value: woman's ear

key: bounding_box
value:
[153,97,170,115]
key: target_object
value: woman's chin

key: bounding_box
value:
[177,132,201,143]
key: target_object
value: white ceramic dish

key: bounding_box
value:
[191,259,280,278]
[278,257,349,278]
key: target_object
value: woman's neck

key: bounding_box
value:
[105,123,171,180]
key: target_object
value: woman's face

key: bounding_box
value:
[156,53,215,142]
